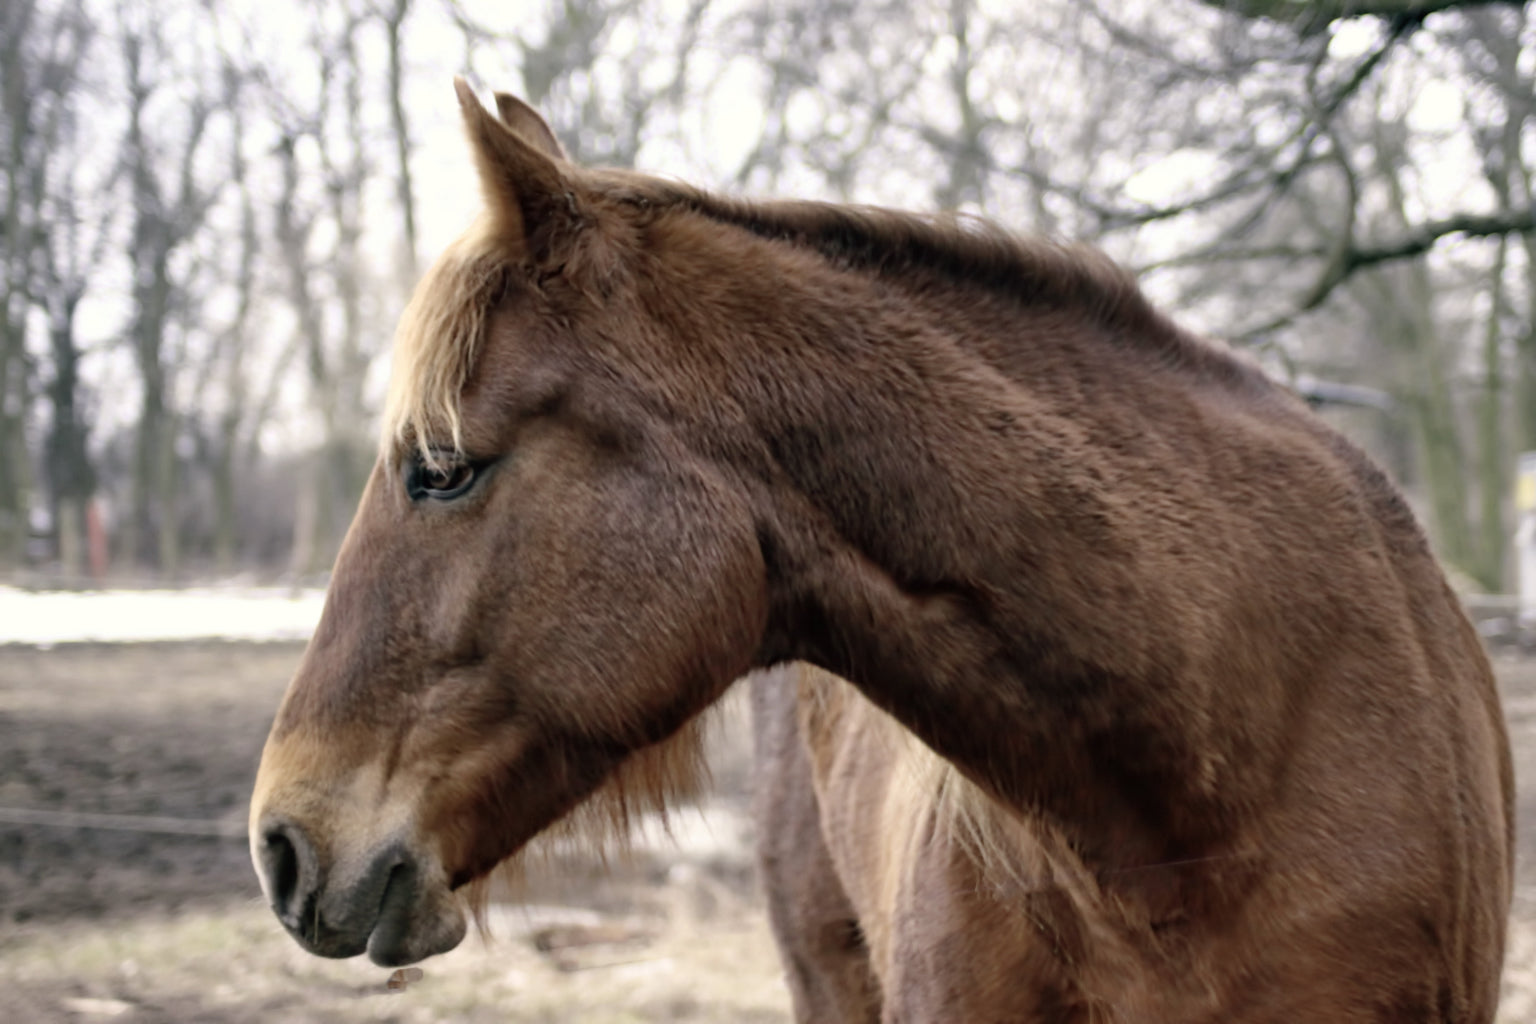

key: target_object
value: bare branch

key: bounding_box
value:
[1198,0,1521,34]
[1234,206,1536,341]
[1340,207,1536,272]
[986,12,1409,235]
[1133,244,1328,275]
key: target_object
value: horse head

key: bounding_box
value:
[249,81,767,966]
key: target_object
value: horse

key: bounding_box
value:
[249,79,1513,1022]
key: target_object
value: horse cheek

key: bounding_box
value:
[512,461,766,735]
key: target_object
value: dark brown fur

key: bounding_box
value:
[249,82,1513,1018]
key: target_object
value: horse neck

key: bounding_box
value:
[715,259,1267,865]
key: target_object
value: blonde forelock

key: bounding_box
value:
[383,216,513,469]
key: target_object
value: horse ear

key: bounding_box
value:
[453,77,575,261]
[493,92,567,161]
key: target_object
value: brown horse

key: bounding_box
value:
[250,79,1513,1022]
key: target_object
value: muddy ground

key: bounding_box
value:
[0,642,1534,1022]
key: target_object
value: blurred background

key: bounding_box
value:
[4,0,1536,1020]
[0,0,1533,596]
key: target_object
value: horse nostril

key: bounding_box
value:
[259,819,318,926]
[264,828,299,908]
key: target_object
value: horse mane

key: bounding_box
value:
[797,665,1034,894]
[605,175,1264,392]
[627,179,1157,329]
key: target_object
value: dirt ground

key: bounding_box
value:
[1,643,1534,1022]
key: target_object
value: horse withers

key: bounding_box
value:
[249,80,1513,1022]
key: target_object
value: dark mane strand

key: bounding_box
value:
[601,176,1270,394]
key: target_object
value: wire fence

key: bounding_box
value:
[0,805,245,839]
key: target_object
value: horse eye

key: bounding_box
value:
[406,456,479,501]
[425,463,472,493]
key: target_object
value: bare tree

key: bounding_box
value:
[1198,0,1522,33]
[0,0,92,568]
[380,0,420,287]
[1455,6,1536,450]
[205,61,261,573]
[451,0,715,170]
[265,3,380,576]
[37,60,116,577]
[118,8,225,575]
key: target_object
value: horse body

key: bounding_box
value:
[249,82,1513,1021]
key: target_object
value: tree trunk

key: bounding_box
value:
[1518,234,1536,455]
[1352,260,1476,573]
[1473,237,1509,591]
[287,457,318,581]
[126,237,172,571]
[56,498,82,579]
[1353,112,1477,574]
[0,0,37,571]
[0,302,28,570]
[45,288,94,574]
[383,0,418,290]
[212,435,237,573]
[933,0,988,212]
[213,71,256,575]
[156,407,180,579]
[1405,308,1474,573]
[274,132,340,573]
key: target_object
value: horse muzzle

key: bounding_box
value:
[253,815,467,966]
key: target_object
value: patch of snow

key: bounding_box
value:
[60,998,135,1018]
[0,586,325,645]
